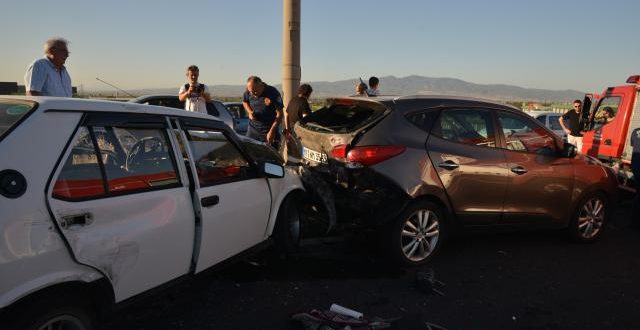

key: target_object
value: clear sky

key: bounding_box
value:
[1,0,638,93]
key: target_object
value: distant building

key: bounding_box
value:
[0,82,75,96]
[0,82,18,95]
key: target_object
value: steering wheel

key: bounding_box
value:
[126,137,165,171]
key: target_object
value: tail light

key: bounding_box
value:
[331,144,406,167]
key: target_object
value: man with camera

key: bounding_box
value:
[178,65,211,113]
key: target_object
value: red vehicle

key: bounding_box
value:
[581,75,640,193]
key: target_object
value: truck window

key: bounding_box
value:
[590,96,621,130]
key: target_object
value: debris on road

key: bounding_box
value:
[291,307,394,330]
[415,269,446,296]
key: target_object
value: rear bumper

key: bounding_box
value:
[301,163,409,227]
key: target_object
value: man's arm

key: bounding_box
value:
[242,101,255,121]
[202,85,211,101]
[267,107,283,144]
[178,85,191,102]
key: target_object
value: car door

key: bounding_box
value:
[47,113,195,302]
[495,111,574,223]
[426,108,509,225]
[176,118,271,273]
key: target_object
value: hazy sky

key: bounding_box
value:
[1,0,638,93]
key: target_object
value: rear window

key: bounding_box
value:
[0,100,36,140]
[299,99,387,133]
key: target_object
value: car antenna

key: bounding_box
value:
[95,77,137,98]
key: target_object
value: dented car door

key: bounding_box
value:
[47,113,195,302]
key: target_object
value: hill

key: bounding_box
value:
[125,75,584,102]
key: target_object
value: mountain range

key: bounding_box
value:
[125,75,584,102]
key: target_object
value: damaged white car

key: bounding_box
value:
[0,97,305,330]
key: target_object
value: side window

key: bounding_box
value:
[432,109,497,148]
[103,127,179,193]
[535,115,547,126]
[52,125,180,200]
[497,112,556,155]
[549,115,562,131]
[406,110,440,133]
[53,127,106,199]
[185,130,250,187]
[591,96,621,130]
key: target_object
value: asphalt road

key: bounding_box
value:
[102,203,639,330]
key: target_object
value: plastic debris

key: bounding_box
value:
[291,308,394,330]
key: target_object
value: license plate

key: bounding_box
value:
[302,147,328,164]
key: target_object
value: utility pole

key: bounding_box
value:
[282,0,301,107]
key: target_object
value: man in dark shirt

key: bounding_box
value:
[242,76,284,148]
[559,99,585,152]
[283,84,313,163]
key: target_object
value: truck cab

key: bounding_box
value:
[581,75,640,193]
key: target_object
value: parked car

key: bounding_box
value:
[0,96,304,330]
[129,94,236,133]
[224,102,249,135]
[295,96,619,266]
[525,110,567,141]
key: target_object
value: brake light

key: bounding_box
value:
[346,145,406,166]
[626,75,640,84]
[331,144,349,159]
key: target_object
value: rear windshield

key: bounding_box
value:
[0,100,36,140]
[299,99,387,133]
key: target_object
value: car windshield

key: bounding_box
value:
[0,100,36,140]
[299,99,387,133]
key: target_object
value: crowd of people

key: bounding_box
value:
[24,37,386,162]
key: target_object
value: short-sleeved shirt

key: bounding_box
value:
[285,96,311,130]
[243,84,283,127]
[367,88,380,96]
[562,109,583,137]
[179,83,210,113]
[24,57,72,97]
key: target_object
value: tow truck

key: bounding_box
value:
[580,75,640,194]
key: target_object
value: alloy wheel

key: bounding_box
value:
[577,197,605,239]
[37,315,88,330]
[400,209,440,262]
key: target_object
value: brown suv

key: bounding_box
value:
[295,96,619,266]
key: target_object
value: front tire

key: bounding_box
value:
[273,192,303,254]
[568,192,608,243]
[385,200,445,266]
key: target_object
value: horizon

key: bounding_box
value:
[2,0,638,93]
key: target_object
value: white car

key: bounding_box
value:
[0,96,304,330]
[525,110,567,141]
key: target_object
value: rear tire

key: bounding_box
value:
[385,200,446,267]
[6,291,94,330]
[568,192,608,243]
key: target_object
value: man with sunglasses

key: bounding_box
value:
[559,99,585,152]
[25,37,72,97]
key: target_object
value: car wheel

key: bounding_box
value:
[568,192,608,243]
[386,200,445,266]
[273,192,303,254]
[8,303,93,330]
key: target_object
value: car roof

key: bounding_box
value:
[2,96,219,121]
[331,95,520,115]
[525,111,563,117]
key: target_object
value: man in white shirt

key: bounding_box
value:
[178,65,211,113]
[25,37,73,97]
[367,76,380,96]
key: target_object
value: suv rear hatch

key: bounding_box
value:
[294,98,390,170]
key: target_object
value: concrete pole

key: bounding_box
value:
[282,0,301,108]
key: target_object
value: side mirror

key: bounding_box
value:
[259,161,284,178]
[562,142,577,158]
